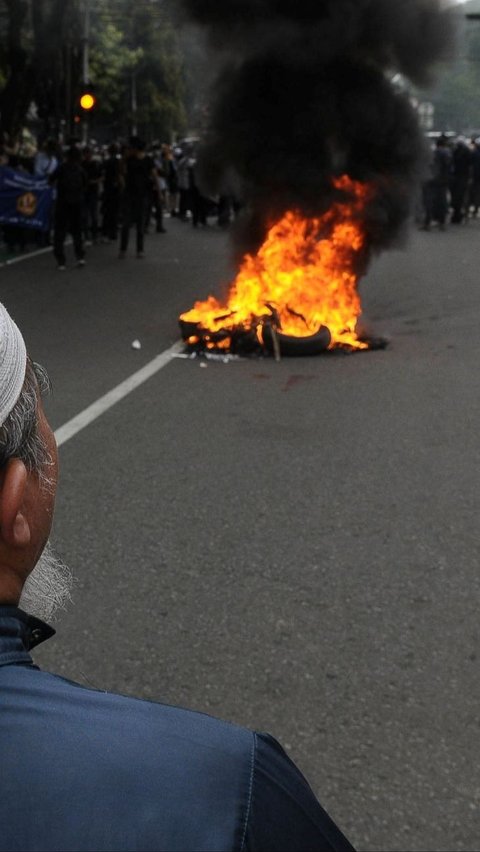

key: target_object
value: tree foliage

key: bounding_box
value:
[0,0,78,142]
[0,0,188,145]
[89,0,187,141]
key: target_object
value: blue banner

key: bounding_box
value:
[0,166,54,232]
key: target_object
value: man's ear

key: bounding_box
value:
[0,459,31,548]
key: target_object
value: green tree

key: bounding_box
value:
[0,0,189,146]
[0,0,80,143]
[88,17,143,135]
[89,0,187,141]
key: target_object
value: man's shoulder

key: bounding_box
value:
[0,665,355,851]
[3,663,254,757]
[0,665,256,851]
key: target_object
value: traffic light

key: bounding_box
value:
[79,84,96,112]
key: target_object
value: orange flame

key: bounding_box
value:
[181,175,374,350]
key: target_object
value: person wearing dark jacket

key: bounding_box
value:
[421,136,452,231]
[118,136,157,258]
[50,145,87,269]
[82,146,102,243]
[0,301,355,852]
[101,143,121,241]
[450,137,472,225]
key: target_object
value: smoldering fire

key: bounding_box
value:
[177,0,458,355]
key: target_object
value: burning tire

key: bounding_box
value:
[262,324,331,357]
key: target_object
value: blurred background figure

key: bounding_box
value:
[176,146,191,221]
[146,143,166,235]
[118,136,156,259]
[50,145,86,270]
[101,143,121,243]
[421,135,452,232]
[82,146,102,244]
[468,137,480,218]
[450,136,472,224]
[160,143,177,218]
[33,139,59,246]
[33,138,58,179]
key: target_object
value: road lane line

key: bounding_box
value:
[0,240,73,267]
[3,246,52,266]
[54,341,184,447]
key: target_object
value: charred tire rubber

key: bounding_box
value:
[262,324,331,357]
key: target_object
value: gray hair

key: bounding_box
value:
[0,359,52,479]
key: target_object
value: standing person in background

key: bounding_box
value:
[50,145,87,270]
[34,139,59,247]
[189,154,208,228]
[82,147,102,245]
[176,147,192,220]
[118,137,157,259]
[101,143,121,242]
[146,144,166,235]
[450,137,472,225]
[421,135,451,232]
[160,143,176,216]
[468,138,480,218]
[168,146,180,216]
[34,139,58,180]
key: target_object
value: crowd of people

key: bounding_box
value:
[3,131,480,265]
[0,135,241,267]
[419,134,480,231]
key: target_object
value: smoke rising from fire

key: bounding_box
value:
[180,0,457,261]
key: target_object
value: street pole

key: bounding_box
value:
[81,0,91,144]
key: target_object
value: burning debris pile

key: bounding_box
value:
[178,0,457,357]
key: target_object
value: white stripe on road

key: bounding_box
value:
[0,240,73,267]
[2,245,52,266]
[54,341,184,447]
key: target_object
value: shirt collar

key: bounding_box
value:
[0,606,55,667]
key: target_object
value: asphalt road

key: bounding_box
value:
[1,215,480,852]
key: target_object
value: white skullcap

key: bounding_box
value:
[0,302,27,427]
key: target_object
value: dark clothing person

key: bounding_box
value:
[0,607,355,852]
[422,141,451,230]
[54,158,87,207]
[120,194,148,255]
[166,152,179,215]
[164,149,178,214]
[120,151,155,256]
[101,152,121,240]
[177,152,192,220]
[450,141,472,224]
[51,153,87,267]
[145,162,165,234]
[190,160,208,227]
[2,224,27,253]
[469,143,480,216]
[53,203,84,267]
[83,155,102,242]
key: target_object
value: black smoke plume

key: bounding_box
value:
[179,0,457,262]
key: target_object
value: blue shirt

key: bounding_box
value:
[0,607,354,852]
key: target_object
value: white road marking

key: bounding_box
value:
[2,245,52,266]
[0,239,74,267]
[54,341,184,447]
